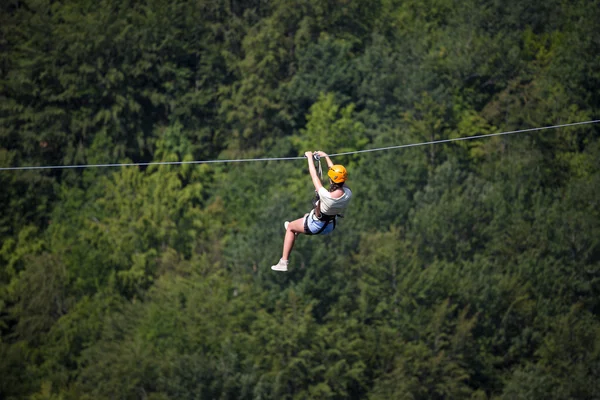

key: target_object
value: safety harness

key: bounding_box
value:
[304,191,341,235]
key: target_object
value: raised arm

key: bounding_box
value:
[316,151,334,168]
[305,151,324,191]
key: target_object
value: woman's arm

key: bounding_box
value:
[316,151,334,168]
[305,151,324,190]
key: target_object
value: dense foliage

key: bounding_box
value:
[1,0,599,398]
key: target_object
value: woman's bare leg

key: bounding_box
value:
[282,215,307,260]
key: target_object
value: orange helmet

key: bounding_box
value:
[328,165,347,183]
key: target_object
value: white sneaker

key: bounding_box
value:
[271,258,289,272]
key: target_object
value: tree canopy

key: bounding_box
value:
[1,0,599,398]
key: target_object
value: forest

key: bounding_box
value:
[1,0,599,398]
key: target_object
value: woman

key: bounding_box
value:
[271,150,353,272]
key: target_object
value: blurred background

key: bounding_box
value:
[1,0,599,398]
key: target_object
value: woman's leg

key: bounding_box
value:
[281,215,307,261]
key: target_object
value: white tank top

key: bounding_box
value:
[317,186,352,216]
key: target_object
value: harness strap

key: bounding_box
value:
[315,218,333,234]
[304,212,337,235]
[313,152,323,179]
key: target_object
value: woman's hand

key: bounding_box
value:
[316,151,333,167]
[305,151,323,190]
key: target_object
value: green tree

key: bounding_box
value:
[294,92,367,154]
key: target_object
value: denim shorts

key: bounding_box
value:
[304,210,335,235]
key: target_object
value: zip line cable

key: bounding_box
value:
[329,119,600,157]
[1,119,598,172]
